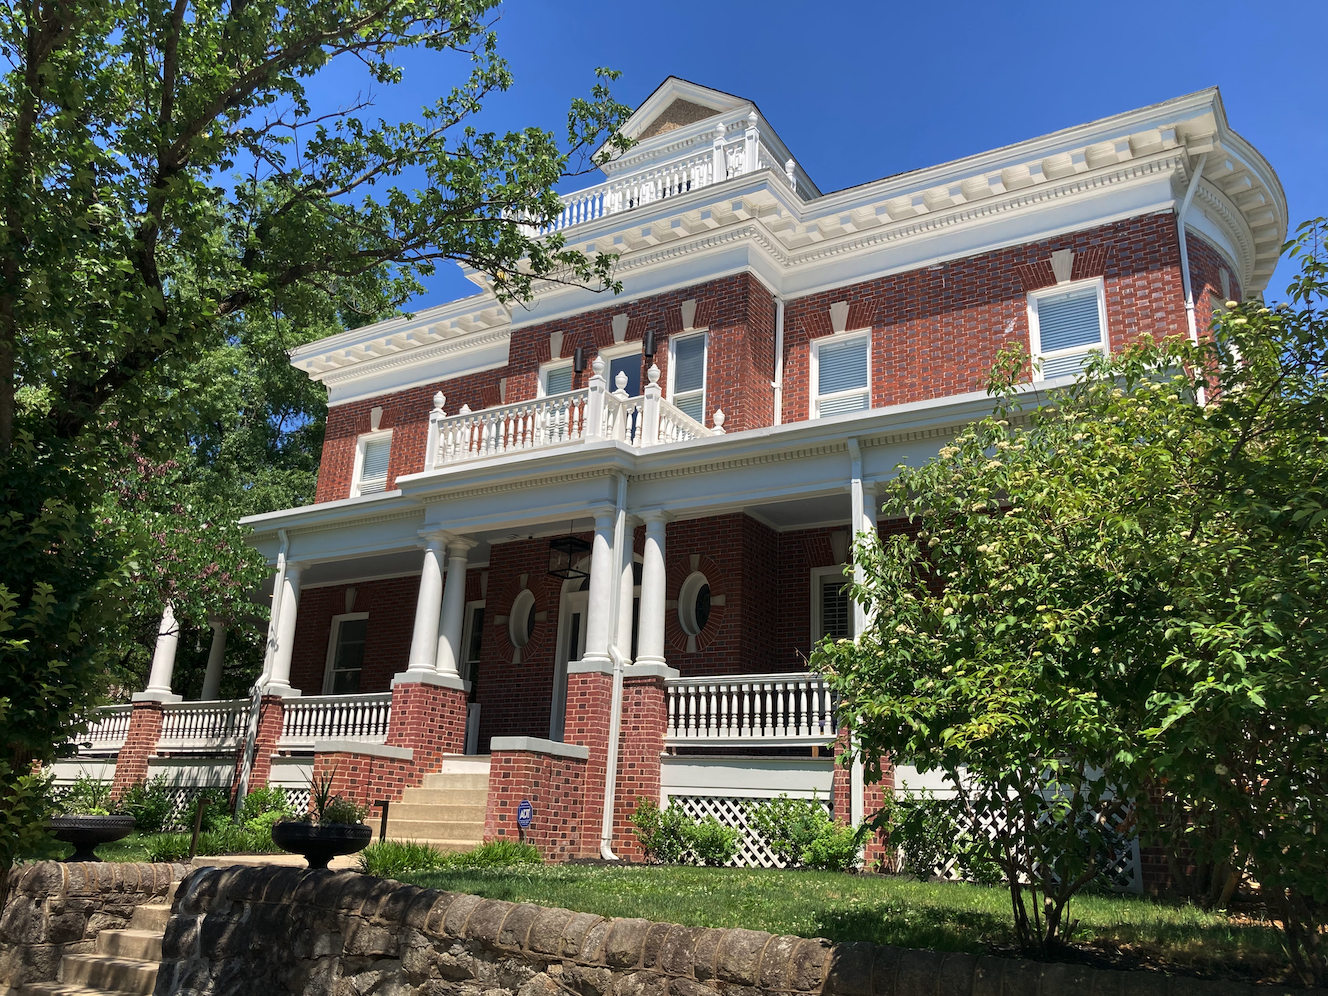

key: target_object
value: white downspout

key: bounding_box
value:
[600,472,630,860]
[236,529,289,815]
[1177,152,1209,347]
[845,440,865,829]
[771,295,785,426]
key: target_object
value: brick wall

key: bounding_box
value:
[110,702,164,798]
[484,749,588,861]
[612,674,669,860]
[289,575,420,695]
[564,672,612,858]
[232,695,285,797]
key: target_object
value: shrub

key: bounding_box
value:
[630,798,693,864]
[320,796,367,826]
[746,795,831,867]
[238,785,292,824]
[359,839,450,878]
[243,809,287,838]
[455,839,542,868]
[192,787,232,832]
[802,821,865,871]
[57,775,113,816]
[146,833,193,863]
[689,816,740,867]
[888,794,1001,884]
[120,776,173,833]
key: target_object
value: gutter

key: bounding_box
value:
[771,295,785,425]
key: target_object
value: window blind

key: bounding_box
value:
[815,335,869,416]
[359,436,391,494]
[545,365,573,395]
[673,335,706,392]
[1037,288,1102,353]
[821,579,850,640]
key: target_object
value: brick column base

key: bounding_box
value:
[229,695,284,803]
[562,670,612,858]
[485,740,589,861]
[831,730,895,870]
[110,702,164,799]
[313,678,467,813]
[611,670,670,861]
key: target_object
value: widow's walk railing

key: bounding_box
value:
[424,360,721,469]
[664,672,837,748]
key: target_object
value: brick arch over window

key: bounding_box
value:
[489,572,557,664]
[664,552,728,654]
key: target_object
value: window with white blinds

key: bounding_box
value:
[543,364,573,395]
[813,333,870,418]
[670,333,707,423]
[355,434,392,495]
[1030,281,1107,379]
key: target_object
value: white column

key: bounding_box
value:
[435,535,476,680]
[615,519,638,659]
[200,617,226,700]
[637,512,668,668]
[265,562,303,696]
[137,603,183,702]
[581,509,617,668]
[406,533,446,675]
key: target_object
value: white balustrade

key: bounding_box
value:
[278,692,392,750]
[76,704,133,754]
[157,699,249,753]
[434,391,589,466]
[665,673,837,747]
[656,398,711,444]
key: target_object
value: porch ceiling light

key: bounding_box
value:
[547,534,591,580]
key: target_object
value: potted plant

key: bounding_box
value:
[48,775,136,861]
[271,771,372,869]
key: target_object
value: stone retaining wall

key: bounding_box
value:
[157,865,1317,996]
[0,860,188,988]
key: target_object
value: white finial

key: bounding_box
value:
[432,391,445,414]
[648,364,661,385]
[592,356,605,376]
[459,403,472,415]
[615,371,628,392]
[712,409,726,434]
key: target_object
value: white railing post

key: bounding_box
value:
[744,112,760,177]
[585,356,607,439]
[424,392,446,469]
[642,364,661,446]
[713,132,726,180]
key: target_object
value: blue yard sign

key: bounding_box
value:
[516,799,534,829]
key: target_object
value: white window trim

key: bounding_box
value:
[538,360,574,397]
[809,328,872,419]
[1026,277,1109,378]
[461,599,486,668]
[323,612,370,693]
[350,428,393,498]
[667,329,708,423]
[810,565,853,644]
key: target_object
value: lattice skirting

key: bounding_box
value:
[668,794,832,869]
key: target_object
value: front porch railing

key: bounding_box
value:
[157,699,249,753]
[278,692,392,751]
[76,704,134,754]
[665,672,837,747]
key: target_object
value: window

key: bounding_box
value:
[509,589,537,651]
[542,363,573,396]
[678,571,712,636]
[810,566,852,643]
[669,333,707,423]
[324,613,369,694]
[461,601,485,688]
[609,354,642,397]
[352,432,392,496]
[812,332,871,417]
[1028,280,1108,380]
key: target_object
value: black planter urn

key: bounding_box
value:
[271,821,373,869]
[48,815,136,862]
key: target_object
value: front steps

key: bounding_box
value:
[20,887,172,996]
[383,755,490,851]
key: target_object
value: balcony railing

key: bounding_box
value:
[157,699,249,753]
[278,692,392,751]
[424,365,716,469]
[76,704,134,755]
[665,672,838,747]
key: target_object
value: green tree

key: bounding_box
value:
[819,222,1328,980]
[0,0,632,901]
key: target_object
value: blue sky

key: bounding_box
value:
[309,0,1327,308]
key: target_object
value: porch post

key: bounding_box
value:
[264,562,303,697]
[581,508,617,668]
[436,535,477,679]
[636,512,669,668]
[200,616,226,700]
[136,603,182,703]
[406,532,446,675]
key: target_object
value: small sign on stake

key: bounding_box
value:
[516,799,534,829]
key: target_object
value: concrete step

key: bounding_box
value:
[381,839,482,853]
[94,929,162,963]
[399,787,488,806]
[418,772,489,791]
[385,802,487,823]
[384,819,484,842]
[19,983,144,996]
[58,953,157,993]
[128,903,171,932]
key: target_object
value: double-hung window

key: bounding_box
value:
[541,363,574,396]
[810,566,852,642]
[812,332,871,417]
[669,332,707,423]
[352,431,392,496]
[1028,279,1109,379]
[324,613,369,694]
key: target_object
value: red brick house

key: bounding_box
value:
[88,78,1284,873]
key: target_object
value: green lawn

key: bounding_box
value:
[402,864,1291,985]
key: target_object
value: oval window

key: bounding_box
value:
[678,572,712,636]
[509,589,537,649]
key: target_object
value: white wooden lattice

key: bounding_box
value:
[669,794,832,869]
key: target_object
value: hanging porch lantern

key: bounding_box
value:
[547,529,592,580]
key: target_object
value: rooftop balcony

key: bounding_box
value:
[423,359,719,471]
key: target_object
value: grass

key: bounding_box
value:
[399,863,1294,985]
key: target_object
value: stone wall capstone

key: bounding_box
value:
[156,865,1318,996]
[0,860,188,988]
